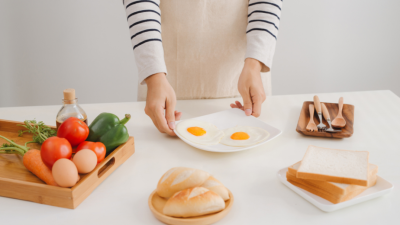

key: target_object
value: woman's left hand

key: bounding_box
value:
[231,58,266,117]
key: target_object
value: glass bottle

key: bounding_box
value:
[56,88,88,129]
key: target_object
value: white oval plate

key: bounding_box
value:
[174,108,282,153]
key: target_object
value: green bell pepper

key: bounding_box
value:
[86,113,130,154]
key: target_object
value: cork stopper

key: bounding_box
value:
[63,88,76,100]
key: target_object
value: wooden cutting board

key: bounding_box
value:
[296,101,354,138]
[0,119,135,209]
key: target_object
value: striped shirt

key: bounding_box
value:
[123,0,283,85]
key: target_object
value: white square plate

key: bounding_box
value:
[174,108,282,153]
[277,167,394,212]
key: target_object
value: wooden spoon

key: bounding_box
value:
[332,97,346,128]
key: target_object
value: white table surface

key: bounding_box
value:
[1,90,399,225]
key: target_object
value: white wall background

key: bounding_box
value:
[1,0,399,108]
[0,0,138,107]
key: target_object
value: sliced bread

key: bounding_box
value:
[286,171,378,204]
[289,161,378,196]
[287,178,343,204]
[297,146,369,186]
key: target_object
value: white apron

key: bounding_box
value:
[138,0,272,101]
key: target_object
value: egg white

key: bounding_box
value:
[175,120,224,145]
[220,126,270,147]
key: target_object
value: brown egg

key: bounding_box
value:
[73,149,97,174]
[52,159,79,188]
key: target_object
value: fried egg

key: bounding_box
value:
[220,126,270,147]
[175,120,224,145]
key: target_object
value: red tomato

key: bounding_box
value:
[41,136,72,168]
[76,141,106,164]
[57,117,89,147]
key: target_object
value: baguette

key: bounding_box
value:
[297,146,369,186]
[157,167,210,198]
[200,176,230,201]
[163,187,225,218]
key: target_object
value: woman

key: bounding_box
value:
[123,0,282,136]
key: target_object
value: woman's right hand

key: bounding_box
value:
[144,73,182,136]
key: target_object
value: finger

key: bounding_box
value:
[154,108,176,136]
[240,89,253,116]
[232,103,244,110]
[252,98,263,117]
[230,103,239,108]
[165,99,176,130]
[150,112,164,133]
[231,102,245,110]
[235,101,244,110]
[235,101,243,108]
[175,111,182,121]
[145,107,163,133]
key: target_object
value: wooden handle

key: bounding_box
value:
[97,157,116,178]
[309,104,314,120]
[321,103,330,120]
[338,97,344,116]
[313,95,321,113]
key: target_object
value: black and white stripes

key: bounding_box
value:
[124,0,167,85]
[245,0,283,72]
[123,0,283,84]
[125,0,163,50]
[246,0,282,40]
[127,10,160,20]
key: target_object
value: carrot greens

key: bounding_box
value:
[18,120,56,144]
[0,135,29,156]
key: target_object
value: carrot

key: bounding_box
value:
[23,149,58,186]
[0,135,58,186]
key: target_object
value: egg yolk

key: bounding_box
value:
[187,127,206,136]
[231,132,250,140]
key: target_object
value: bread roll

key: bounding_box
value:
[163,187,225,217]
[157,167,210,198]
[200,176,230,201]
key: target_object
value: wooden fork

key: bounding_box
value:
[306,104,318,132]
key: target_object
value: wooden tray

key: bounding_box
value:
[148,189,234,225]
[0,119,135,209]
[296,101,354,138]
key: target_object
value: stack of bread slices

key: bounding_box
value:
[287,145,378,204]
[156,167,230,218]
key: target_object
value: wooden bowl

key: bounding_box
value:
[148,189,234,225]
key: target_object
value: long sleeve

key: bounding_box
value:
[123,0,167,85]
[245,0,283,72]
